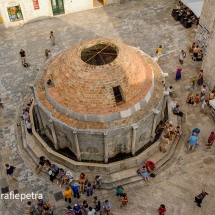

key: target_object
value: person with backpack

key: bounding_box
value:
[116,185,124,197]
[72,183,80,198]
[179,50,186,65]
[93,196,101,215]
[27,201,36,215]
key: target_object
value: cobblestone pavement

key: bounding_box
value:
[0,0,215,214]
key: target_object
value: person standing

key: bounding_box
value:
[88,207,96,215]
[205,132,215,148]
[197,70,204,86]
[188,133,198,150]
[195,190,209,207]
[192,45,200,61]
[50,31,55,46]
[0,98,3,108]
[94,175,102,193]
[156,45,163,60]
[5,164,17,181]
[19,49,26,66]
[175,66,182,81]
[93,196,101,215]
[179,50,186,65]
[157,204,166,215]
[72,183,80,198]
[116,185,124,197]
[64,187,72,203]
[26,120,32,134]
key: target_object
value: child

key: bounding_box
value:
[140,166,150,183]
[194,93,200,106]
[189,81,194,92]
[193,76,197,86]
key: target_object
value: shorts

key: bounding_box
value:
[141,171,149,178]
[179,59,183,64]
[193,52,198,57]
[9,173,14,176]
[97,181,102,188]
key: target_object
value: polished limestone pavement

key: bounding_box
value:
[0,0,215,214]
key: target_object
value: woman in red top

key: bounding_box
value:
[157,204,166,215]
[79,173,86,193]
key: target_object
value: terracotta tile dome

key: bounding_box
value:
[44,38,153,118]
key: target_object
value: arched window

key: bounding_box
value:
[7,2,23,22]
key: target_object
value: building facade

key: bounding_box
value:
[196,0,215,89]
[0,0,118,28]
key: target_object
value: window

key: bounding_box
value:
[7,2,23,22]
[113,86,124,105]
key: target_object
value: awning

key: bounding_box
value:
[181,0,204,18]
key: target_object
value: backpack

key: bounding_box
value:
[24,62,30,67]
[30,205,36,212]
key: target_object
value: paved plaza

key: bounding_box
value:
[0,0,215,214]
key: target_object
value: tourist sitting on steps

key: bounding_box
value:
[146,160,156,173]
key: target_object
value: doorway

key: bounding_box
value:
[93,0,105,7]
[51,0,65,15]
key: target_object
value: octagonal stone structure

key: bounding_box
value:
[32,38,169,163]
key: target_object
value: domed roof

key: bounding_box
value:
[43,38,153,122]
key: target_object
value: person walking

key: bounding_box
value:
[205,132,215,148]
[175,66,182,81]
[50,31,55,46]
[19,49,26,66]
[179,50,186,65]
[195,190,209,207]
[157,204,166,215]
[120,193,128,209]
[192,45,200,61]
[64,187,72,203]
[188,133,198,150]
[5,164,17,181]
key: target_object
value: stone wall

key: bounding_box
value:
[196,0,215,89]
[35,92,166,162]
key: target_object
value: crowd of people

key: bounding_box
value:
[175,1,199,25]
[20,99,33,134]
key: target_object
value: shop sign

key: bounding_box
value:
[33,0,40,10]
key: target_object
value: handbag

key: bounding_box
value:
[150,173,156,177]
[156,50,158,54]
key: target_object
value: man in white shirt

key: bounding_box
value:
[88,207,96,215]
[179,50,186,65]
